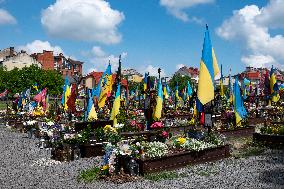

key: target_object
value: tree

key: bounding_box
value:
[169,74,192,92]
[0,65,64,96]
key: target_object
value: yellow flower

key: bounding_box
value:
[103,125,117,133]
[177,137,186,145]
[103,125,112,132]
[101,165,109,171]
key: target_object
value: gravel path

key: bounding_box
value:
[0,123,283,189]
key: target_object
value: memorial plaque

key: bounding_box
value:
[205,113,212,127]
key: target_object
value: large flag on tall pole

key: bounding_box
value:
[233,76,247,126]
[197,25,220,107]
[110,82,121,125]
[153,79,163,120]
[97,64,112,108]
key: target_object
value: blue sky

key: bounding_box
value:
[0,0,283,77]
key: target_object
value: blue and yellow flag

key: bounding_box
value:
[270,66,280,103]
[110,82,121,125]
[143,73,148,96]
[233,76,247,126]
[175,83,179,100]
[153,79,163,120]
[163,84,169,99]
[97,64,112,108]
[32,82,39,92]
[197,25,220,105]
[61,76,70,110]
[86,89,97,120]
[187,81,192,100]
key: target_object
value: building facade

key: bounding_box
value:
[0,47,16,62]
[32,51,83,77]
[1,51,42,71]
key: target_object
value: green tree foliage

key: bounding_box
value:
[169,74,192,92]
[0,65,64,96]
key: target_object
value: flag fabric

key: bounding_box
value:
[233,77,247,126]
[187,81,193,99]
[197,25,220,106]
[243,78,250,86]
[66,83,77,113]
[110,82,121,125]
[86,89,98,120]
[61,76,70,110]
[270,67,280,102]
[88,95,98,120]
[153,79,163,121]
[97,64,112,108]
[32,83,39,92]
[143,73,148,92]
[175,83,180,107]
[163,85,169,99]
[34,88,47,110]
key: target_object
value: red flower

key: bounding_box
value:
[161,131,168,138]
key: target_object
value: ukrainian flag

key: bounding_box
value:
[110,82,121,125]
[86,89,97,120]
[98,64,112,108]
[32,82,39,92]
[153,79,163,121]
[187,81,193,100]
[233,76,247,126]
[270,66,280,103]
[175,83,179,100]
[163,85,169,99]
[197,25,220,105]
[143,73,148,97]
[61,76,70,110]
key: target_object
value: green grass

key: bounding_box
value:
[77,167,100,183]
[144,171,188,181]
[0,101,8,110]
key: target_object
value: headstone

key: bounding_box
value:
[205,113,212,127]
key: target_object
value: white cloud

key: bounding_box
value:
[41,0,124,44]
[160,0,214,22]
[216,2,284,69]
[139,65,166,78]
[176,64,185,70]
[86,46,127,73]
[91,46,106,57]
[241,55,281,69]
[256,0,284,29]
[0,9,16,25]
[17,40,64,55]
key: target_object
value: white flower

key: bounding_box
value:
[135,142,140,147]
[114,123,124,129]
[46,121,54,126]
[119,144,132,155]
